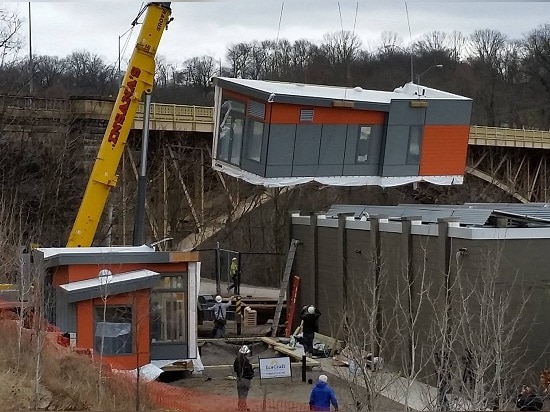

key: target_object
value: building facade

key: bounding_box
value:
[35,245,200,370]
[289,204,550,386]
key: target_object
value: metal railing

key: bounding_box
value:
[0,95,71,112]
[135,102,214,125]
[469,125,550,149]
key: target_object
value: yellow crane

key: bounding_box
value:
[67,2,172,247]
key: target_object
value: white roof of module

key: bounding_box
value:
[214,77,471,102]
[38,245,155,259]
[59,269,159,292]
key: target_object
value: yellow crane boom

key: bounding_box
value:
[67,2,172,247]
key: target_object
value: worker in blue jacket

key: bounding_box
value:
[309,374,338,411]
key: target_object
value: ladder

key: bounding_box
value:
[271,239,300,337]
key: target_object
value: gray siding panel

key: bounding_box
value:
[317,227,343,335]
[382,164,420,177]
[387,100,426,126]
[293,124,322,165]
[266,124,296,166]
[383,125,411,167]
[425,100,473,125]
[151,343,189,360]
[292,224,315,330]
[319,125,346,166]
[266,165,293,177]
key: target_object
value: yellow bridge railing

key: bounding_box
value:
[469,125,550,149]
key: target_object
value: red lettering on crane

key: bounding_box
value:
[107,67,142,147]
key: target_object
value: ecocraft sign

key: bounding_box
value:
[259,356,292,379]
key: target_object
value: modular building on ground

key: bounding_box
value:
[289,203,550,383]
[34,245,200,370]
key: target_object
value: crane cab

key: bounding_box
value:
[211,77,472,188]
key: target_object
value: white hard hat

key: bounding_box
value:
[232,257,237,261]
[319,374,328,383]
[215,295,222,303]
[239,345,251,355]
[307,305,315,314]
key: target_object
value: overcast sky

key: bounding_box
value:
[3,1,550,69]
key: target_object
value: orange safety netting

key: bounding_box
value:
[147,381,310,412]
[0,311,310,412]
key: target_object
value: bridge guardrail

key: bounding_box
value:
[0,95,71,112]
[135,102,214,124]
[470,125,550,149]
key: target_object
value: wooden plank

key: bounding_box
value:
[314,332,343,354]
[260,337,320,367]
[198,337,265,344]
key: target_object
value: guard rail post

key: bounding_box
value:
[236,295,242,336]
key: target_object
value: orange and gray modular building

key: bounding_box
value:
[211,77,473,188]
[36,246,200,370]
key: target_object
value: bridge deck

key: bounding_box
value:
[2,95,550,147]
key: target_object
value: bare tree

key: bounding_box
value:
[0,7,23,66]
[183,55,217,96]
[226,42,252,78]
[452,248,534,410]
[414,31,450,56]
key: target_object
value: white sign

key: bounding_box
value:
[259,356,292,379]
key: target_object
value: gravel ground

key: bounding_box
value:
[171,340,404,411]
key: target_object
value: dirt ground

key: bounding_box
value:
[171,340,403,411]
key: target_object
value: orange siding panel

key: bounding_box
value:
[77,300,93,350]
[419,125,470,176]
[270,103,385,125]
[52,266,69,286]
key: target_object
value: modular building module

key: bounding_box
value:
[211,77,472,188]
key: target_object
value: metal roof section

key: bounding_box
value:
[39,245,155,259]
[58,269,160,303]
[37,245,199,268]
[324,203,550,228]
[212,77,471,106]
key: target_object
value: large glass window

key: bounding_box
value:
[356,126,372,163]
[246,120,264,162]
[407,126,422,164]
[217,99,245,166]
[94,306,133,355]
[151,275,187,343]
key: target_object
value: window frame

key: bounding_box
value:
[93,305,134,356]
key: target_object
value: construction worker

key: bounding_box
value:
[309,374,338,411]
[234,345,254,411]
[300,305,321,356]
[210,295,232,338]
[227,256,239,294]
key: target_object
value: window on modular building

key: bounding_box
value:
[151,275,187,343]
[407,126,422,164]
[94,305,133,355]
[356,126,372,162]
[246,120,264,162]
[217,99,245,164]
[230,117,244,165]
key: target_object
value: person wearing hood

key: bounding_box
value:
[309,374,338,411]
[234,345,254,411]
[210,295,232,338]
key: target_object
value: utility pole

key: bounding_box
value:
[28,2,33,94]
[132,93,152,245]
